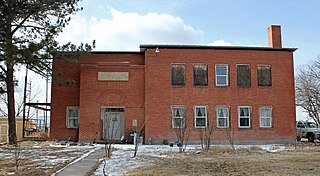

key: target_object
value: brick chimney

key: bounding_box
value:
[268,25,282,48]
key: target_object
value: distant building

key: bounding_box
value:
[0,117,23,143]
[50,25,297,144]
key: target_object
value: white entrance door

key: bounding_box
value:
[102,108,124,141]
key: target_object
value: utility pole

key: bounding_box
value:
[22,65,28,138]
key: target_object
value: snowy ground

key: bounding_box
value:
[1,142,317,176]
[0,141,96,175]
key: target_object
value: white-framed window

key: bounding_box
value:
[215,64,229,86]
[216,107,229,128]
[238,106,251,128]
[259,106,272,128]
[194,106,207,128]
[67,106,79,128]
[171,106,186,128]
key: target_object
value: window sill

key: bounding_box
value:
[238,126,251,129]
[259,127,273,129]
[217,127,229,129]
[194,127,207,129]
[258,86,272,88]
[171,85,186,88]
[237,86,251,88]
[193,86,208,88]
[216,85,229,87]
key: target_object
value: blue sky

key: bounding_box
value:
[14,0,316,119]
[55,0,320,120]
[57,0,320,69]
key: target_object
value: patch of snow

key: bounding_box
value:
[92,144,297,175]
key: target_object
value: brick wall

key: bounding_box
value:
[144,48,296,144]
[51,48,296,144]
[50,52,145,141]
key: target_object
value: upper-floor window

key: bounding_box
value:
[216,107,229,128]
[193,64,208,86]
[238,106,251,128]
[259,106,272,128]
[258,65,272,86]
[215,64,229,86]
[171,106,186,128]
[194,106,207,128]
[171,64,186,86]
[67,106,79,128]
[237,64,251,87]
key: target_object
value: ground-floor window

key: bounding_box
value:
[194,106,207,128]
[171,106,186,128]
[238,106,251,128]
[259,106,272,128]
[66,106,79,128]
[216,107,229,128]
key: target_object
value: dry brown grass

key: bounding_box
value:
[128,144,320,176]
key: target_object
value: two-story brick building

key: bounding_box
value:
[50,25,297,144]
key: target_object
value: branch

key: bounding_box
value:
[11,12,34,35]
[0,65,7,74]
[18,25,46,30]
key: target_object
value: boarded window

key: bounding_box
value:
[171,106,186,128]
[258,65,272,86]
[237,65,251,86]
[193,64,208,86]
[171,64,186,86]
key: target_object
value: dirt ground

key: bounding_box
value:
[128,144,320,176]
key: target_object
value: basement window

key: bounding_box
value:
[258,65,272,86]
[194,106,207,128]
[171,64,186,86]
[67,107,79,128]
[259,106,272,128]
[238,106,251,128]
[193,64,208,86]
[237,64,251,87]
[171,106,186,128]
[216,107,229,128]
[215,64,229,86]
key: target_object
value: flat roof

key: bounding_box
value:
[91,51,143,54]
[139,44,297,52]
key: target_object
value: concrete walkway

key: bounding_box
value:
[56,147,105,176]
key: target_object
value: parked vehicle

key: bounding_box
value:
[296,121,320,142]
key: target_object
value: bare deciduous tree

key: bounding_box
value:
[200,120,215,150]
[133,106,145,157]
[0,80,40,117]
[296,57,320,126]
[171,106,191,153]
[225,128,236,152]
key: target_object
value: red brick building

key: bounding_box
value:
[50,25,297,144]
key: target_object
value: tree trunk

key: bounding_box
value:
[6,64,17,145]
